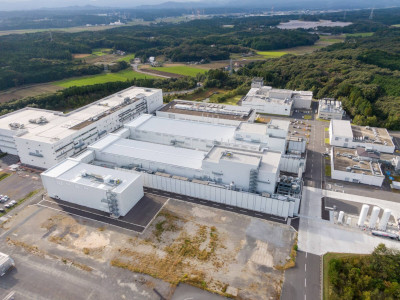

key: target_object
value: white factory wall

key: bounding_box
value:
[292,98,312,109]
[141,172,296,217]
[156,111,256,126]
[331,169,384,186]
[242,101,292,116]
[280,155,306,174]
[42,174,144,216]
[117,175,144,216]
[264,137,287,153]
[0,128,18,155]
[288,139,307,153]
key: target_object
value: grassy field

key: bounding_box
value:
[324,137,330,145]
[53,69,157,88]
[346,32,374,37]
[117,53,135,63]
[91,48,112,56]
[256,51,288,58]
[151,66,208,77]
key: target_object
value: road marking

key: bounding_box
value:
[305,264,307,271]
[240,210,247,213]
[255,213,263,217]
[305,278,307,288]
[306,252,308,258]
[212,203,219,206]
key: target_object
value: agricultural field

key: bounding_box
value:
[117,53,135,63]
[53,69,157,88]
[346,32,374,37]
[256,51,288,58]
[0,83,62,103]
[91,48,112,56]
[150,66,208,77]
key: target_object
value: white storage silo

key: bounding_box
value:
[357,204,369,227]
[338,211,344,224]
[378,209,391,231]
[346,217,351,226]
[368,206,381,229]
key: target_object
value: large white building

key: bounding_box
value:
[126,114,289,153]
[329,120,395,154]
[157,100,256,126]
[88,132,281,195]
[330,147,384,186]
[42,158,143,217]
[317,98,344,120]
[0,87,163,169]
[241,78,313,116]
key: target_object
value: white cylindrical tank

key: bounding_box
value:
[346,217,351,226]
[338,211,344,224]
[358,204,369,227]
[378,209,391,231]
[369,206,381,229]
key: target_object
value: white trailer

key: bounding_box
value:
[0,252,15,276]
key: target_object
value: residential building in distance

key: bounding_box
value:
[329,120,395,153]
[317,98,345,120]
[0,87,163,169]
[330,147,385,186]
[241,78,313,116]
[157,100,256,126]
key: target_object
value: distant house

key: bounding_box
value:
[149,56,155,63]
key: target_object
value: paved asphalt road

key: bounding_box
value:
[281,251,321,300]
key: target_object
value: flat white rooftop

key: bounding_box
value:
[0,87,160,144]
[43,159,140,193]
[94,138,207,170]
[205,146,280,173]
[331,120,353,138]
[126,114,238,142]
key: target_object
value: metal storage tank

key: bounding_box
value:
[368,206,381,229]
[338,211,344,224]
[357,204,369,227]
[346,217,351,226]
[378,209,391,231]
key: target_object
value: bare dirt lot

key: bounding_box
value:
[0,83,62,103]
[3,199,296,299]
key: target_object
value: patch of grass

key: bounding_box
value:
[151,66,208,77]
[317,118,331,122]
[325,165,331,177]
[0,152,8,158]
[117,53,135,63]
[346,32,374,37]
[324,138,330,145]
[275,234,298,270]
[324,127,329,132]
[153,211,181,242]
[303,115,312,120]
[0,172,11,182]
[91,48,112,56]
[256,51,288,58]
[53,69,156,88]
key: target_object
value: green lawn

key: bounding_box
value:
[346,32,374,37]
[324,127,329,132]
[324,138,330,145]
[91,48,112,56]
[118,53,135,62]
[54,69,157,88]
[151,66,208,77]
[256,51,288,58]
[325,165,331,177]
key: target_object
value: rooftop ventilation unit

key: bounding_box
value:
[29,116,48,124]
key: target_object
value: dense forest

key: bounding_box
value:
[239,28,400,129]
[0,76,197,115]
[0,16,318,90]
[328,244,400,299]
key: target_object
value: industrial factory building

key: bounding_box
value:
[0,87,163,169]
[241,78,313,116]
[329,120,395,154]
[42,158,144,217]
[157,100,256,125]
[330,147,385,186]
[317,98,344,120]
[126,114,290,153]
